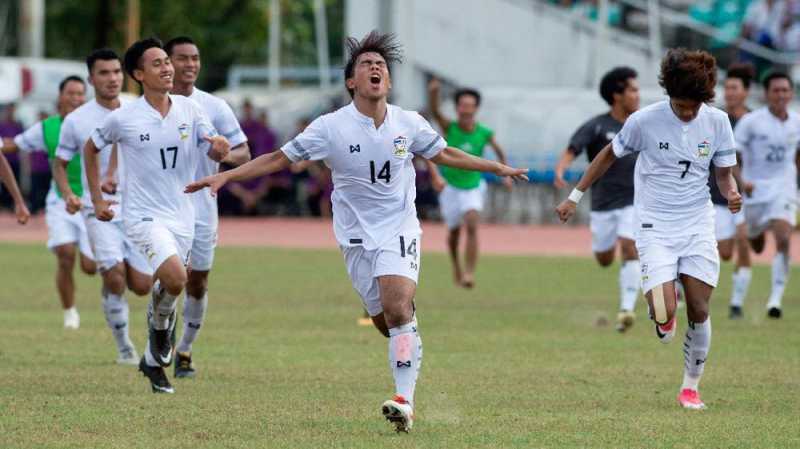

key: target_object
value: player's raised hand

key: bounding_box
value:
[555,199,577,223]
[205,135,231,162]
[14,201,30,225]
[728,189,743,214]
[185,173,228,196]
[93,198,117,222]
[494,163,529,182]
[64,193,82,215]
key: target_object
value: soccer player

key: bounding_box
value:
[9,76,96,328]
[425,79,512,288]
[553,67,641,332]
[165,36,250,378]
[735,70,800,319]
[712,63,754,319]
[55,49,153,364]
[557,49,742,410]
[86,38,230,394]
[186,31,527,431]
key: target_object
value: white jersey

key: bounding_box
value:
[734,106,800,204]
[14,121,60,205]
[281,102,447,250]
[56,98,127,221]
[90,94,215,232]
[612,101,737,238]
[186,88,247,229]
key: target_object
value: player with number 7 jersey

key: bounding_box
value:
[185,30,528,431]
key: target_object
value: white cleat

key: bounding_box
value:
[116,346,140,366]
[63,308,80,330]
[655,316,677,344]
[382,395,414,433]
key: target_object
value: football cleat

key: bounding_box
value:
[767,307,782,319]
[138,356,174,394]
[677,388,706,410]
[116,346,139,366]
[615,310,636,333]
[148,306,177,367]
[382,395,414,433]
[174,352,196,379]
[655,316,676,344]
[63,308,80,329]
[729,305,743,319]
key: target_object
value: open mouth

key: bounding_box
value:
[369,74,381,85]
[161,73,173,81]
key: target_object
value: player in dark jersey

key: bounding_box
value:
[554,67,640,332]
[709,63,754,319]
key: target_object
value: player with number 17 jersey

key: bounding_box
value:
[91,94,216,269]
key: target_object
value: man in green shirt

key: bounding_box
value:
[6,76,96,328]
[427,78,512,288]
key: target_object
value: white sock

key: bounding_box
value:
[150,282,178,331]
[681,318,711,391]
[102,291,133,353]
[619,260,640,312]
[176,293,208,354]
[767,252,789,309]
[730,267,752,307]
[388,317,422,407]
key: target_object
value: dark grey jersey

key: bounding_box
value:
[568,113,636,211]
[708,112,745,205]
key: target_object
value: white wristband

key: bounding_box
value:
[568,188,584,204]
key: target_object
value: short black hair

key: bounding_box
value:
[86,48,121,73]
[599,66,637,105]
[59,75,85,93]
[165,36,196,56]
[762,70,794,90]
[123,37,164,81]
[659,48,717,103]
[726,62,756,89]
[343,30,403,98]
[454,88,481,106]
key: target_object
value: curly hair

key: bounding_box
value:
[658,48,717,103]
[343,30,403,98]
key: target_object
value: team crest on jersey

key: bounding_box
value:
[178,123,190,140]
[697,141,711,157]
[393,136,408,157]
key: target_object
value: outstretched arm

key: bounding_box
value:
[0,152,29,224]
[222,142,252,167]
[555,143,617,222]
[428,78,451,132]
[553,148,576,189]
[429,146,528,181]
[185,150,292,195]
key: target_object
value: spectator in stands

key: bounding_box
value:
[741,0,787,49]
[0,104,24,211]
[779,0,800,50]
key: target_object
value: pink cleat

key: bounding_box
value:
[677,388,706,410]
[655,316,677,344]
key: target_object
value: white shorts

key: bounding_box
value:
[341,233,421,317]
[589,206,635,252]
[439,182,486,230]
[46,201,94,259]
[744,198,798,238]
[637,232,720,294]
[126,219,194,273]
[84,214,151,274]
[189,223,217,272]
[713,204,745,241]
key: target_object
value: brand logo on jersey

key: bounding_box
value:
[641,263,649,282]
[178,123,190,141]
[140,133,150,142]
[697,141,710,157]
[349,144,361,153]
[659,142,669,150]
[393,136,408,157]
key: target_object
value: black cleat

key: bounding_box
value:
[148,307,177,367]
[767,307,782,319]
[138,356,174,394]
[174,352,196,379]
[729,305,743,319]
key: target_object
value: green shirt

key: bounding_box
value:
[42,115,83,198]
[439,121,493,190]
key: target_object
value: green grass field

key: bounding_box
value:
[1,242,798,448]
